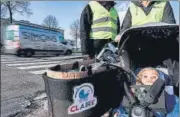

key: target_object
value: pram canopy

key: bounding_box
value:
[117,23,179,115]
[118,23,179,67]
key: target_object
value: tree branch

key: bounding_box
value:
[70,19,80,49]
[1,1,33,23]
[42,15,59,29]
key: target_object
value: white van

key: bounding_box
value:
[4,25,72,57]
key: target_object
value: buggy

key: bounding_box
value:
[43,23,179,117]
[98,23,179,117]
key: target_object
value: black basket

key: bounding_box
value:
[42,61,124,117]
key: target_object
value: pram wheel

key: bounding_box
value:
[130,104,155,117]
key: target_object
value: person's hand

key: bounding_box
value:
[87,56,92,59]
[115,35,121,42]
[83,55,93,60]
[101,112,109,117]
[113,112,118,117]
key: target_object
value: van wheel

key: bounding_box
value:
[65,50,72,55]
[17,51,21,57]
[16,49,24,57]
[55,54,60,56]
[25,50,33,57]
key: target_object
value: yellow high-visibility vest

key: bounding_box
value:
[89,1,118,40]
[130,2,167,26]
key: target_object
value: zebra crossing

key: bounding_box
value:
[1,55,83,75]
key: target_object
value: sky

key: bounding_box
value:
[12,1,179,39]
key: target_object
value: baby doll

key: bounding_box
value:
[113,67,179,117]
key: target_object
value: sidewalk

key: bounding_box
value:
[9,93,49,117]
[25,99,49,117]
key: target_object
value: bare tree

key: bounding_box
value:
[1,2,7,18]
[1,1,32,23]
[70,20,80,49]
[42,15,59,29]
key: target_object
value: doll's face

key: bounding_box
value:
[141,70,158,85]
[137,68,159,85]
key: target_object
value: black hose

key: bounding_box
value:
[108,63,137,105]
[124,82,137,105]
[108,63,137,79]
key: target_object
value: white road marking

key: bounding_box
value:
[1,59,50,64]
[2,55,84,75]
[29,70,48,75]
[1,56,16,59]
[1,58,36,61]
[7,61,62,66]
[17,64,57,69]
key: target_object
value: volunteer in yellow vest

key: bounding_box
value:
[115,1,176,42]
[80,1,120,59]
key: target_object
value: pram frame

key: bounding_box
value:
[115,23,179,117]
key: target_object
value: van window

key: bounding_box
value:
[61,41,67,45]
[58,35,64,42]
[6,30,14,40]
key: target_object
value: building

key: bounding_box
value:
[1,18,64,53]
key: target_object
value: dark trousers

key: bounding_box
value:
[89,39,111,58]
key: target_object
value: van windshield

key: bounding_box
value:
[6,30,14,40]
[58,35,64,42]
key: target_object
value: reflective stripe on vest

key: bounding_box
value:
[93,17,117,25]
[130,2,167,26]
[91,27,117,33]
[89,1,118,40]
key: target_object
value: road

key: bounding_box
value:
[1,53,84,117]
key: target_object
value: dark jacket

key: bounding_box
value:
[80,1,120,57]
[121,1,176,34]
